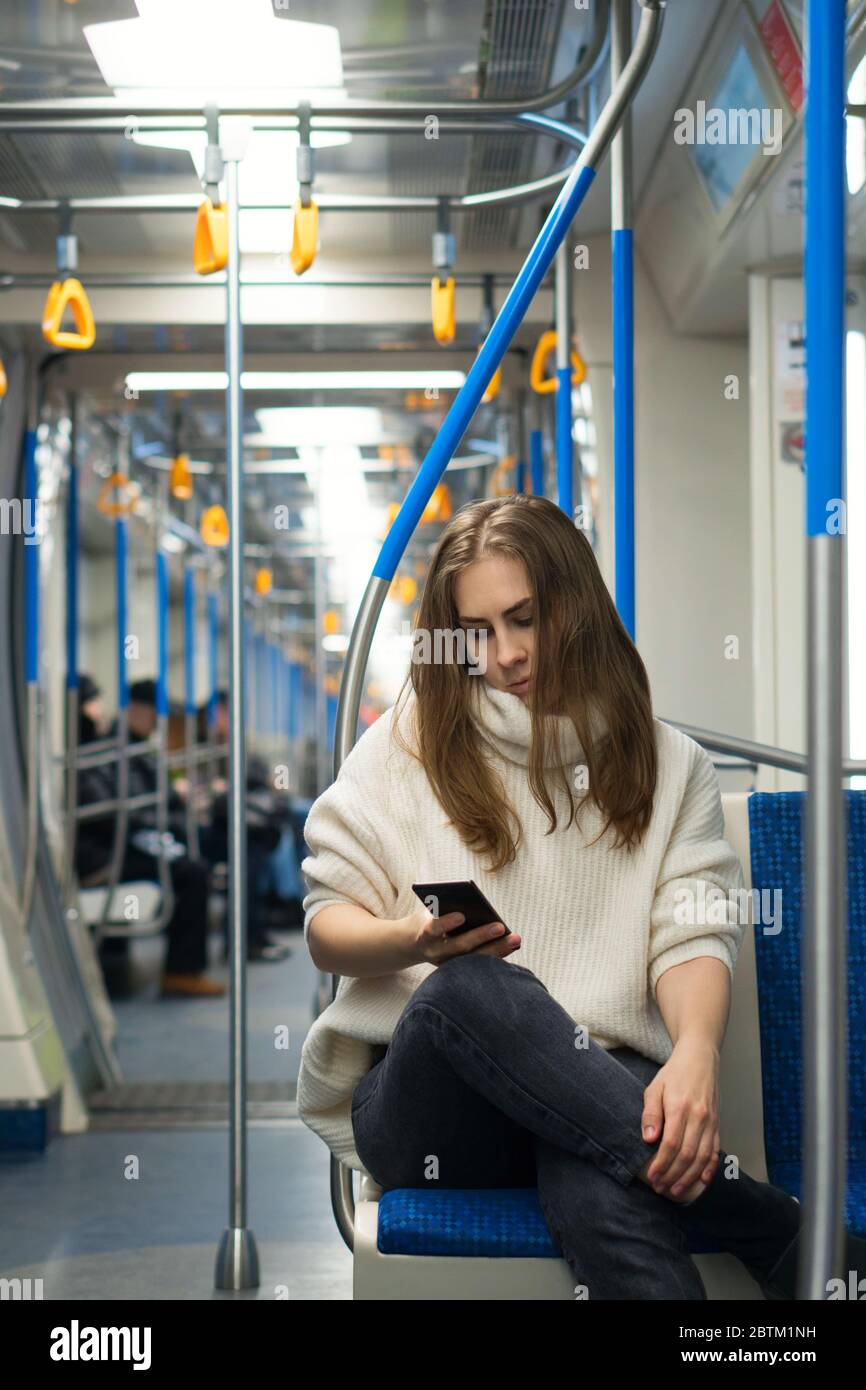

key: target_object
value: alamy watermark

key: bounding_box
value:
[401,621,489,672]
[0,497,45,544]
[674,882,782,935]
[674,100,783,158]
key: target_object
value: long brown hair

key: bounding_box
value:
[392,494,657,871]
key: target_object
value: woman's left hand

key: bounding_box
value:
[640,1036,721,1197]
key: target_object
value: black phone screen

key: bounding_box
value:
[411,879,508,938]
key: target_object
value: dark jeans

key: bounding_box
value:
[351,953,803,1301]
[120,849,210,975]
[198,823,271,947]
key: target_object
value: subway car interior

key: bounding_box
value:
[0,0,865,1339]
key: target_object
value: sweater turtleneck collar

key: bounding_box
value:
[469,677,602,769]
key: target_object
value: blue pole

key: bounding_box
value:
[806,0,845,537]
[374,161,597,580]
[207,591,218,730]
[23,431,39,686]
[116,517,129,710]
[65,449,78,690]
[530,427,545,497]
[184,567,196,716]
[613,227,635,638]
[556,364,573,518]
[156,550,169,718]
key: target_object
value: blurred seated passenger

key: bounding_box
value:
[76,677,225,999]
[197,690,291,962]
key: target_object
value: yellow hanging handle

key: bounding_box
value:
[96,471,139,517]
[193,198,228,276]
[530,329,586,395]
[431,276,455,344]
[254,567,273,596]
[0,357,6,398]
[490,455,517,497]
[170,453,193,500]
[291,199,319,275]
[477,345,502,404]
[200,504,229,548]
[41,277,95,351]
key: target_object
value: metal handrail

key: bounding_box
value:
[329,0,666,1254]
[663,722,866,781]
[0,0,609,127]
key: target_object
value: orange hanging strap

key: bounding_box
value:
[530,329,586,395]
[41,277,96,351]
[170,453,193,500]
[0,357,7,398]
[431,276,456,344]
[478,345,502,404]
[96,471,139,517]
[200,505,229,548]
[290,199,319,275]
[193,198,228,276]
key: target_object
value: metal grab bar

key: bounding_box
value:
[0,1,609,126]
[75,790,160,822]
[92,482,131,934]
[663,722,866,781]
[329,0,666,1254]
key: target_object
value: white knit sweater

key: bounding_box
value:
[298,679,746,1175]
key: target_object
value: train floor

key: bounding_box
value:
[0,922,353,1300]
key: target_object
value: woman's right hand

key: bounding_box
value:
[403,904,521,966]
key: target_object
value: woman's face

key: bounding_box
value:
[453,554,534,700]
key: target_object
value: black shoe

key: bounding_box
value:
[760,1227,866,1300]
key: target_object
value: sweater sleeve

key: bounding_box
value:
[647,742,747,999]
[300,723,402,940]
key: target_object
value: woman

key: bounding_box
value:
[297,495,858,1300]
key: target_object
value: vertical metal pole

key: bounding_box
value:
[214,152,259,1292]
[612,0,636,639]
[555,240,574,518]
[313,498,328,796]
[802,0,847,1302]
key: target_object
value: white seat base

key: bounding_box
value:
[78,882,163,937]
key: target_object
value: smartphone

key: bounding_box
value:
[411,879,509,939]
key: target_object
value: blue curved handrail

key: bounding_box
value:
[374,160,597,582]
[555,364,573,517]
[184,566,196,716]
[156,549,169,718]
[613,227,635,638]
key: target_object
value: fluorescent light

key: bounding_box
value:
[126,372,229,391]
[242,371,466,390]
[249,408,385,447]
[85,2,343,99]
[126,371,466,393]
[0,196,21,208]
